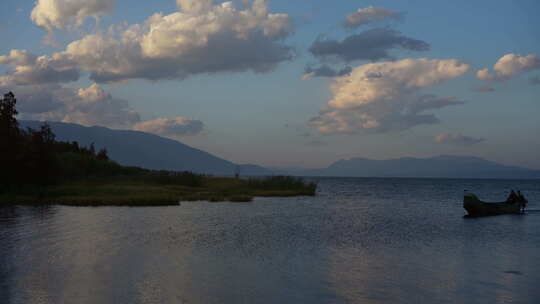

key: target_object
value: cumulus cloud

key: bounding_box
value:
[302,65,352,80]
[0,50,79,85]
[471,86,495,93]
[176,0,214,13]
[62,84,141,127]
[345,6,402,29]
[309,58,470,134]
[52,0,293,83]
[434,133,485,146]
[2,82,140,128]
[4,1,293,84]
[133,117,204,137]
[477,53,540,82]
[0,50,37,66]
[0,84,64,114]
[31,0,115,33]
[2,82,207,136]
[309,28,429,63]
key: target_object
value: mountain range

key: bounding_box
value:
[21,121,540,179]
[284,155,540,179]
[21,121,271,176]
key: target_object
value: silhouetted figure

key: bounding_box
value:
[506,190,518,204]
[517,191,528,212]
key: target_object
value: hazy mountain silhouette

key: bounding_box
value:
[289,155,540,179]
[20,121,539,179]
[21,121,271,176]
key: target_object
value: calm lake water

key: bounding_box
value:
[1,178,540,304]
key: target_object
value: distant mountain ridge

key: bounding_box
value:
[21,121,271,176]
[21,121,540,179]
[288,155,540,179]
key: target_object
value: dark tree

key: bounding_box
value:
[0,91,121,193]
[0,92,19,136]
[0,92,22,186]
[96,148,109,161]
[24,123,58,185]
[89,142,96,156]
[38,123,55,144]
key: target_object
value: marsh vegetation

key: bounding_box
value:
[1,174,317,206]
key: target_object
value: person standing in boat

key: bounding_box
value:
[517,190,528,212]
[507,190,518,204]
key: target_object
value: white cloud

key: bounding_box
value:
[310,58,470,134]
[345,6,402,29]
[0,50,79,85]
[477,53,540,81]
[4,1,293,84]
[0,50,37,66]
[434,133,485,146]
[62,84,140,127]
[133,117,204,137]
[31,0,115,33]
[2,82,207,136]
[57,0,293,83]
[0,84,64,114]
[2,83,140,128]
[176,0,214,13]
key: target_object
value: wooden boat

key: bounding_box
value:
[463,193,522,217]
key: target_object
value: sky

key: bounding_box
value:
[0,0,539,169]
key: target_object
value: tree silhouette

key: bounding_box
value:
[89,142,96,156]
[0,92,19,135]
[0,92,22,186]
[97,148,109,161]
[0,91,146,194]
[25,123,58,185]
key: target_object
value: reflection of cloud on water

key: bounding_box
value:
[3,202,333,303]
[10,207,118,303]
[1,206,57,304]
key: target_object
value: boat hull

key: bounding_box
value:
[463,194,521,217]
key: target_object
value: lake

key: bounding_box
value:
[1,178,539,304]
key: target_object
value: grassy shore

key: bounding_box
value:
[0,175,317,207]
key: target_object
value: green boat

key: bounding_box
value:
[463,193,523,217]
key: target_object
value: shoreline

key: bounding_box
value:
[0,176,317,207]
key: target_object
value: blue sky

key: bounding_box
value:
[1,0,539,169]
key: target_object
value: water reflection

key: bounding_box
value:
[1,178,539,303]
[0,206,57,304]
